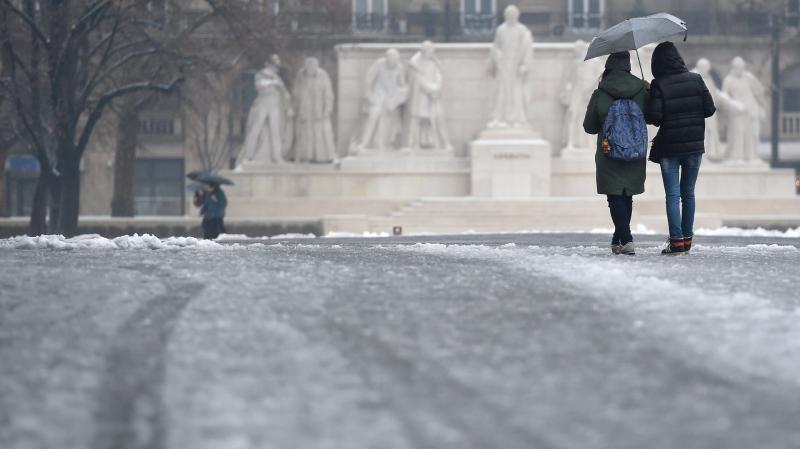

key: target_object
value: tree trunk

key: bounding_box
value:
[111,106,140,217]
[0,149,8,218]
[29,173,49,236]
[56,156,81,237]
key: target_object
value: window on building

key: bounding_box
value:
[267,0,279,16]
[139,115,178,137]
[782,65,800,141]
[134,158,184,216]
[139,93,182,139]
[4,156,39,217]
[461,0,496,33]
[789,0,799,28]
[353,0,387,31]
[569,0,603,30]
[786,88,800,113]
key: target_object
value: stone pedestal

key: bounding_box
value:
[560,146,595,160]
[469,129,552,198]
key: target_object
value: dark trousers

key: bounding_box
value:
[607,195,633,245]
[202,217,224,240]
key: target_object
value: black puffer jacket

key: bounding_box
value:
[646,42,716,162]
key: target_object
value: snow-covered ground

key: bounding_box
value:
[1,233,799,449]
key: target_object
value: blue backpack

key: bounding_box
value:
[601,99,648,162]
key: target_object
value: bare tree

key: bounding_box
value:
[180,73,238,174]
[108,1,225,217]
[0,47,17,217]
[0,0,187,236]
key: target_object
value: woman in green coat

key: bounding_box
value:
[583,51,650,255]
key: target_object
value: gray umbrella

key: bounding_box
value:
[194,173,235,186]
[585,13,688,77]
[186,170,209,181]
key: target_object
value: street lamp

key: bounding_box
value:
[770,11,799,171]
[444,0,452,42]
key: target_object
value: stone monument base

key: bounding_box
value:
[560,146,596,159]
[340,148,460,171]
[470,129,552,198]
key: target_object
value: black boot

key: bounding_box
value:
[661,238,686,255]
[683,236,693,252]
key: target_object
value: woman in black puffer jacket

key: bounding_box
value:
[646,42,716,255]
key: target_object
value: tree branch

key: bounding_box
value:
[76,77,183,157]
[0,0,50,48]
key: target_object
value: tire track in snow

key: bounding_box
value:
[270,248,567,449]
[91,265,203,449]
[321,316,563,449]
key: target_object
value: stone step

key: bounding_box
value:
[364,215,755,235]
[393,197,800,217]
[227,198,408,218]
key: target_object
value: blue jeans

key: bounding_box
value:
[659,154,702,239]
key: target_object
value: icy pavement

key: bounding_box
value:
[1,234,799,449]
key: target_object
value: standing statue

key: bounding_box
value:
[722,57,767,162]
[487,5,534,129]
[270,54,292,91]
[638,43,656,82]
[692,58,744,161]
[358,48,408,151]
[638,43,659,139]
[561,40,604,152]
[405,41,452,151]
[293,57,337,163]
[237,63,293,167]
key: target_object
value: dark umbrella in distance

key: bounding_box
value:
[585,13,688,78]
[194,173,235,186]
[186,170,208,181]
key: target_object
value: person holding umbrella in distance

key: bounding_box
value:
[187,172,233,240]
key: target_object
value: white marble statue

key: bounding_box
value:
[638,43,656,81]
[238,63,293,167]
[561,40,604,152]
[722,57,767,162]
[405,41,452,151]
[691,58,744,161]
[486,5,534,129]
[638,43,660,140]
[293,57,337,163]
[358,48,409,151]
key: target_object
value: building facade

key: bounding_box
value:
[6,0,799,217]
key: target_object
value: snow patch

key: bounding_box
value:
[694,226,800,238]
[324,231,391,238]
[401,242,800,385]
[693,243,799,253]
[269,233,317,239]
[3,234,224,251]
[215,233,250,241]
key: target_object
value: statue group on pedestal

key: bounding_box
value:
[689,56,765,162]
[561,47,766,163]
[238,56,336,168]
[561,40,604,152]
[354,41,452,153]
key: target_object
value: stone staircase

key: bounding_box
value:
[323,196,800,235]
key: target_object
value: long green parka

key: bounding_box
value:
[583,70,650,196]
